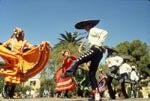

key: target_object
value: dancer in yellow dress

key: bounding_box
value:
[0,27,50,98]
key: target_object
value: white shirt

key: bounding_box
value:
[105,56,123,68]
[130,70,139,81]
[119,63,132,74]
[88,27,108,47]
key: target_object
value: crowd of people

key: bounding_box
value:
[58,19,141,100]
[0,19,147,101]
[54,45,141,100]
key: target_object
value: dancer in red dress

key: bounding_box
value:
[55,49,76,97]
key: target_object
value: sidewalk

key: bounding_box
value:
[0,97,150,101]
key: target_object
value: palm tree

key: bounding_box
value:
[57,31,84,46]
[49,31,83,72]
[52,31,84,62]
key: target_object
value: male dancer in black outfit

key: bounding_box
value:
[61,19,108,100]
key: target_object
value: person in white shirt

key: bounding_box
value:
[61,19,107,100]
[119,62,132,82]
[130,66,139,82]
[105,46,123,99]
[130,65,139,98]
[118,58,132,99]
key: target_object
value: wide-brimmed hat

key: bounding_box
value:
[121,55,132,61]
[75,19,100,29]
[104,46,118,53]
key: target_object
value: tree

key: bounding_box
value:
[51,31,84,71]
[0,61,4,93]
[0,76,4,93]
[39,79,55,97]
[58,31,83,45]
[115,40,150,76]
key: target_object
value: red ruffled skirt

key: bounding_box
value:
[55,68,76,92]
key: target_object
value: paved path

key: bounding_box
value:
[0,97,150,101]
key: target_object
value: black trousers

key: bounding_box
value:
[107,66,118,99]
[120,82,128,98]
[119,73,129,98]
[66,45,103,90]
[2,84,16,98]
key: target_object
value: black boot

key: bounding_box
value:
[2,85,9,99]
[9,85,16,98]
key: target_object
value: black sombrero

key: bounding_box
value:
[121,55,131,60]
[104,46,118,53]
[75,19,100,29]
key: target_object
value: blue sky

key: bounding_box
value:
[0,0,150,47]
